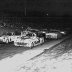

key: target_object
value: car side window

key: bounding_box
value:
[7,33,12,36]
[26,33,32,37]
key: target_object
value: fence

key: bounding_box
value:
[0,16,26,24]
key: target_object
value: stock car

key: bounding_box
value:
[0,35,10,43]
[0,32,14,43]
[50,29,67,35]
[0,32,21,43]
[40,29,61,39]
[45,31,62,39]
[14,32,44,48]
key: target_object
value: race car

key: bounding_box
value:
[49,29,66,35]
[45,31,62,39]
[0,35,10,43]
[14,32,44,48]
[0,32,21,43]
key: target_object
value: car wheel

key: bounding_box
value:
[42,38,44,43]
[30,42,34,49]
[9,38,11,42]
[41,38,44,45]
[6,39,9,43]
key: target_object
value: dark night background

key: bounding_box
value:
[0,0,72,30]
[0,0,72,16]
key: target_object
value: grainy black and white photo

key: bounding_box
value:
[0,0,72,72]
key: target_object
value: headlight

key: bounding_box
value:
[42,31,46,33]
[60,31,65,34]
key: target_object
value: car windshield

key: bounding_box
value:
[7,33,12,36]
[26,33,32,37]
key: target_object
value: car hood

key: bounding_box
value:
[15,36,31,42]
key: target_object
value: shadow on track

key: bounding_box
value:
[0,42,30,60]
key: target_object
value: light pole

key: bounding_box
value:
[24,0,27,17]
[25,7,26,16]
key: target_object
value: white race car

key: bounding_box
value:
[0,35,17,43]
[14,33,44,48]
[0,35,13,43]
[0,32,21,43]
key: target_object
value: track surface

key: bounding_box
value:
[0,35,70,72]
[0,36,68,60]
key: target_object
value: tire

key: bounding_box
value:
[30,42,34,49]
[6,39,9,43]
[41,38,44,45]
[14,42,18,46]
[42,38,44,43]
[9,38,11,42]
